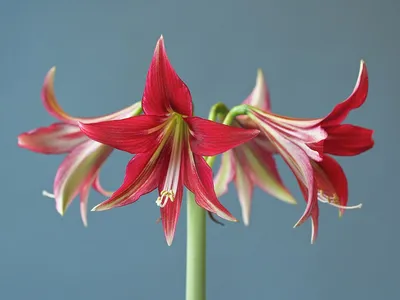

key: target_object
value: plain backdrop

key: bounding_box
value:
[0,0,398,299]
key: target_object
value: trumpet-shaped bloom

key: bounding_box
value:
[216,61,373,242]
[214,69,296,226]
[79,36,260,245]
[18,67,141,226]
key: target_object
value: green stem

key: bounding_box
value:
[185,104,249,300]
[207,103,248,167]
[208,102,230,121]
[186,190,206,300]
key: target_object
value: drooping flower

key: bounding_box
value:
[216,60,373,242]
[301,60,374,241]
[78,36,260,245]
[214,69,296,226]
[18,67,142,226]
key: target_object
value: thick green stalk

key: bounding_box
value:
[185,190,206,300]
[185,104,249,300]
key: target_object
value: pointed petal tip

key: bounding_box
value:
[45,66,56,83]
[358,59,367,78]
[17,134,27,148]
[91,205,100,212]
[156,35,165,50]
[166,236,174,246]
[281,194,297,205]
[256,68,265,81]
[56,207,65,217]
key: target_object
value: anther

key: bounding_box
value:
[155,190,175,208]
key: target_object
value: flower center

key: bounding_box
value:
[155,114,186,208]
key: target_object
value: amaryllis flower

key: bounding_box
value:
[18,67,142,226]
[214,69,296,226]
[217,60,373,242]
[79,36,260,245]
[303,60,374,241]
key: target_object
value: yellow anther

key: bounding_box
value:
[155,190,175,208]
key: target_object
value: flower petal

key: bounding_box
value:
[91,151,161,211]
[42,67,142,123]
[160,178,184,246]
[243,69,271,111]
[78,115,167,154]
[252,120,317,226]
[92,172,113,197]
[142,36,193,116]
[234,161,254,226]
[41,67,75,123]
[18,123,87,154]
[297,182,319,243]
[80,182,91,227]
[323,124,374,156]
[314,155,348,216]
[250,109,327,161]
[186,116,260,156]
[213,151,235,197]
[322,60,369,127]
[310,205,319,244]
[184,151,236,222]
[240,140,296,205]
[54,141,113,216]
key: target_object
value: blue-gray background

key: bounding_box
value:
[0,0,397,299]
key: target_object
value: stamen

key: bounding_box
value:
[42,190,55,198]
[318,191,362,210]
[155,114,184,208]
[156,190,175,208]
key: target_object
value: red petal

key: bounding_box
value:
[78,115,167,154]
[54,141,113,216]
[18,123,87,154]
[213,151,235,197]
[41,67,75,123]
[92,172,113,197]
[184,151,236,222]
[296,178,319,243]
[243,69,271,111]
[91,151,161,211]
[233,161,254,226]
[250,109,327,162]
[42,67,142,124]
[186,116,260,156]
[142,36,193,116]
[310,205,319,244]
[160,178,184,246]
[323,60,368,126]
[315,155,349,214]
[256,121,318,226]
[323,124,374,156]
